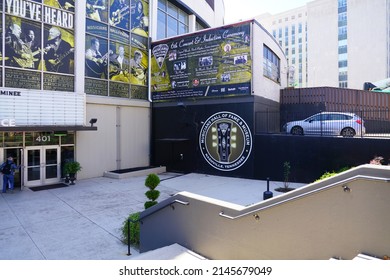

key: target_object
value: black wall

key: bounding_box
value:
[152,96,257,178]
[152,96,390,183]
[254,134,390,183]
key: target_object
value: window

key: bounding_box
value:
[196,22,205,31]
[339,60,348,68]
[338,45,347,54]
[263,45,280,83]
[157,0,189,39]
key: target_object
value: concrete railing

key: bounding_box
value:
[139,164,390,260]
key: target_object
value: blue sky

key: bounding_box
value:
[224,0,312,23]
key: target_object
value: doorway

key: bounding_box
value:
[24,146,60,187]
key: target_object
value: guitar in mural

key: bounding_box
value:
[217,122,233,162]
[109,5,130,26]
[13,48,41,68]
[86,50,113,77]
[86,0,106,21]
[45,48,75,72]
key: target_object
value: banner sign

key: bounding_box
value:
[151,22,252,101]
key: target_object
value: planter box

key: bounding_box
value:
[103,166,166,179]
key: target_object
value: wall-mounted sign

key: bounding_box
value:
[151,22,252,101]
[199,111,252,171]
[0,88,85,126]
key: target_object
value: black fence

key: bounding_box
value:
[255,109,390,137]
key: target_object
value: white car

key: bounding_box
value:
[283,112,366,137]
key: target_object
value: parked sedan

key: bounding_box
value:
[282,112,366,137]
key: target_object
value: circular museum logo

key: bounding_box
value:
[199,111,252,171]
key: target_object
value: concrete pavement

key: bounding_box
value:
[0,172,304,260]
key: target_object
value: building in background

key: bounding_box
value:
[257,0,390,90]
[0,0,224,188]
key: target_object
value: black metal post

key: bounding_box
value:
[263,177,273,200]
[127,218,131,256]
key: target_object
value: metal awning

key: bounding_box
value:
[0,125,97,132]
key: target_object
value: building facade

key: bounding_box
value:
[257,0,390,90]
[0,0,224,188]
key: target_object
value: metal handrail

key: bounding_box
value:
[219,175,390,220]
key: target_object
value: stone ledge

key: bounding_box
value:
[103,166,167,179]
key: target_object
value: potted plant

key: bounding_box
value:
[63,161,82,185]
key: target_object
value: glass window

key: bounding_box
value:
[196,22,205,31]
[0,133,3,147]
[157,0,189,39]
[157,10,166,39]
[167,2,178,17]
[179,23,187,35]
[158,0,167,11]
[179,10,188,24]
[61,132,75,145]
[263,45,280,83]
[3,132,23,147]
[167,16,178,37]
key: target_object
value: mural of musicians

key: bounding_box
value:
[44,26,74,73]
[109,0,130,29]
[131,0,147,30]
[51,0,75,11]
[4,22,39,69]
[109,45,130,82]
[129,49,147,85]
[86,0,107,22]
[24,29,41,69]
[85,37,111,78]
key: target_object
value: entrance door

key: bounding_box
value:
[25,146,60,187]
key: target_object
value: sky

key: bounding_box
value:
[223,0,313,23]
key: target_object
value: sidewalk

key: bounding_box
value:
[0,173,304,260]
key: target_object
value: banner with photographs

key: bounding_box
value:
[151,22,252,101]
[3,0,75,91]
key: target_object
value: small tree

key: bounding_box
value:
[144,173,160,209]
[121,173,161,247]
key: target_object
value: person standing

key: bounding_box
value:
[44,27,74,73]
[85,38,110,78]
[4,23,32,68]
[0,157,19,193]
[109,45,129,82]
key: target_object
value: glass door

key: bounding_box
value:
[25,146,60,187]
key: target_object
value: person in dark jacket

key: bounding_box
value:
[1,157,19,193]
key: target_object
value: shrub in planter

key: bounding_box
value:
[122,212,140,247]
[144,173,160,209]
[145,189,160,201]
[145,173,160,190]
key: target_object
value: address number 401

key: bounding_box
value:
[36,136,51,142]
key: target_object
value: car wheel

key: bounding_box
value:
[291,126,303,135]
[341,127,356,137]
